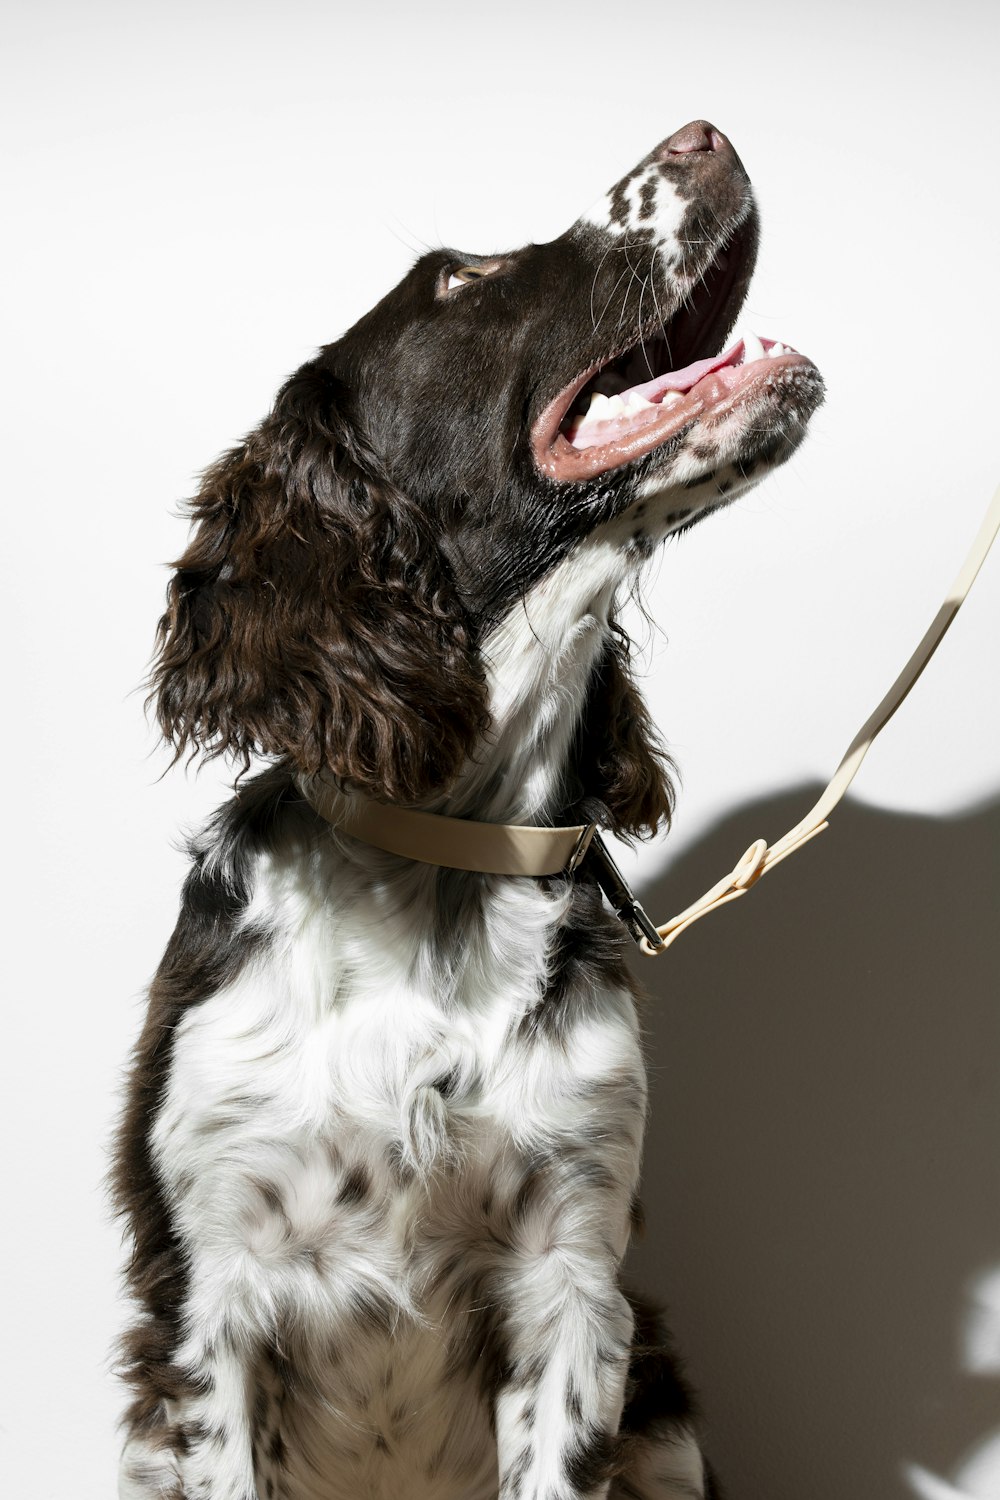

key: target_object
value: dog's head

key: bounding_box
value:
[153,121,823,815]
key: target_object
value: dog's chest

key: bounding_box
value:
[153,862,643,1274]
[156,953,639,1208]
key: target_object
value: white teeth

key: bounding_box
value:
[577,388,656,428]
[570,382,682,441]
[768,341,788,358]
[585,391,613,420]
[742,329,765,363]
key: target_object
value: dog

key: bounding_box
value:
[114,119,823,1500]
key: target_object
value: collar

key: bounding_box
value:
[304,781,598,877]
[304,782,663,949]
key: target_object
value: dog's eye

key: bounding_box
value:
[445,267,486,292]
[441,262,502,296]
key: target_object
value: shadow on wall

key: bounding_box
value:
[625,788,1000,1500]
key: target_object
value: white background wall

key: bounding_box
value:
[2,2,997,1497]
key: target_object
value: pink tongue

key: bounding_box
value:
[629,341,740,402]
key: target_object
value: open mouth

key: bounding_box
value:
[532,225,814,483]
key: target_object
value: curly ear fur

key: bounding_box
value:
[151,362,488,803]
[572,621,676,841]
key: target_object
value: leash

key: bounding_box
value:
[638,479,1000,954]
[307,482,1000,953]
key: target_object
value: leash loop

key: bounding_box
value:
[733,838,768,888]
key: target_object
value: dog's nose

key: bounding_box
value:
[662,120,727,155]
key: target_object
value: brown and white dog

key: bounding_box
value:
[115,120,823,1500]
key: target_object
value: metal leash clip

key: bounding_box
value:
[586,832,664,951]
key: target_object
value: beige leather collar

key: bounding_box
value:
[305,482,1000,954]
[306,780,597,877]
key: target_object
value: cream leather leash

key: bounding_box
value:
[638,479,1000,953]
[311,482,1000,954]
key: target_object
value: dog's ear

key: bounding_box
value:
[573,621,675,841]
[151,361,488,803]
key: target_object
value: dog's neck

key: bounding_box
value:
[441,533,635,827]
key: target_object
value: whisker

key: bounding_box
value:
[593,263,634,336]
[616,231,647,337]
[589,239,624,332]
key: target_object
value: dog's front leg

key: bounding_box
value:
[493,1172,635,1500]
[118,1319,261,1500]
[172,1316,262,1500]
[120,1261,268,1500]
